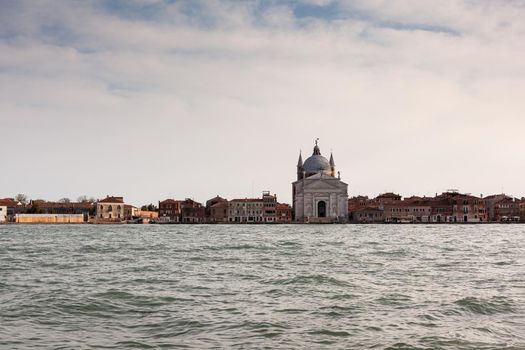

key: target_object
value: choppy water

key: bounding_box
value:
[0,225,524,349]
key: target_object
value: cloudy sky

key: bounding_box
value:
[1,0,524,205]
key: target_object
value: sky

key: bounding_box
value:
[1,0,524,206]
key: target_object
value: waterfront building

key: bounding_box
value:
[96,196,125,222]
[431,191,487,223]
[520,199,525,222]
[124,204,137,221]
[375,192,402,204]
[262,191,277,223]
[484,194,521,222]
[28,200,93,220]
[351,207,384,223]
[484,194,510,221]
[0,200,7,222]
[0,198,24,222]
[180,199,205,223]
[429,199,453,223]
[206,196,229,223]
[228,198,264,223]
[158,199,181,223]
[133,209,159,223]
[123,205,158,222]
[275,203,293,223]
[493,196,521,222]
[383,200,432,223]
[348,196,378,219]
[293,140,348,223]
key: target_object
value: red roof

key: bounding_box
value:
[230,198,263,202]
[98,196,124,203]
[384,200,433,208]
[210,201,228,208]
[0,199,18,207]
[37,202,93,209]
[159,199,181,204]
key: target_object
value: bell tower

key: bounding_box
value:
[329,152,336,177]
[297,151,303,180]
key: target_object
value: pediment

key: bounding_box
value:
[303,179,344,190]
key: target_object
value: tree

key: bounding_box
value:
[58,198,71,203]
[78,196,97,203]
[26,203,42,214]
[77,195,88,203]
[14,194,28,205]
[141,204,158,212]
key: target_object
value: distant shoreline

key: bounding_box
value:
[1,222,524,226]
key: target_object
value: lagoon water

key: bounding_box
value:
[0,225,524,349]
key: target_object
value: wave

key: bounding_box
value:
[270,274,350,287]
[454,296,517,315]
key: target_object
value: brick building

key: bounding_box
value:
[29,200,93,220]
[493,197,521,222]
[376,192,402,204]
[180,199,205,223]
[206,196,228,223]
[351,207,384,223]
[275,203,293,223]
[431,191,487,223]
[519,197,525,222]
[158,199,181,223]
[383,200,432,223]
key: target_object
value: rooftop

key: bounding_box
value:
[98,196,124,204]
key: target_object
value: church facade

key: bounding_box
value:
[292,141,349,223]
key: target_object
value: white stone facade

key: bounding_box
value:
[293,142,348,223]
[0,205,6,223]
[293,173,348,223]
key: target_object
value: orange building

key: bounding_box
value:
[383,200,432,223]
[276,203,293,223]
[432,191,487,223]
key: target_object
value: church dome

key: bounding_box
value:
[303,155,331,173]
[300,140,334,177]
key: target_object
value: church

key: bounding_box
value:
[292,140,349,223]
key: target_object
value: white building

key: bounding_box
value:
[228,198,264,223]
[292,140,348,223]
[0,202,7,223]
